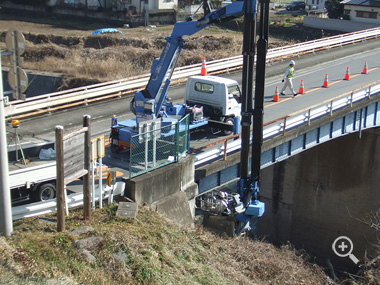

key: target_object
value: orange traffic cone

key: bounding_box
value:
[344,66,350,80]
[273,86,280,102]
[200,57,207,76]
[322,73,329,88]
[298,79,305,94]
[362,61,368,74]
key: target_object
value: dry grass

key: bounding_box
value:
[20,32,243,80]
[0,205,329,284]
[0,12,343,89]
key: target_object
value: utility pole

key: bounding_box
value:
[0,52,13,237]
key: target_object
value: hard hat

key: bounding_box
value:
[289,60,295,65]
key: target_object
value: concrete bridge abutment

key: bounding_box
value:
[122,126,380,270]
[258,128,380,269]
[123,155,199,226]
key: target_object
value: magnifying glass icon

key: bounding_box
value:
[332,236,360,265]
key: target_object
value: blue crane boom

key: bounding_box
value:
[131,1,244,120]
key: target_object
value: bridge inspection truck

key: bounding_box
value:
[111,0,268,235]
[111,74,242,152]
[110,0,246,153]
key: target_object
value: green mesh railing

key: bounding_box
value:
[129,115,190,178]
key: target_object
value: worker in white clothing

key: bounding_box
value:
[280,60,297,97]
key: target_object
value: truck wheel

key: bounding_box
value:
[32,183,56,202]
[222,117,234,136]
[111,145,119,153]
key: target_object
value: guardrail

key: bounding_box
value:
[5,28,380,119]
[194,80,380,166]
[12,182,125,220]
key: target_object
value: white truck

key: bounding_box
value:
[184,75,242,135]
[9,161,56,203]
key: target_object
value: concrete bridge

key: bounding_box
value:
[125,83,380,271]
[125,50,380,270]
[195,81,380,194]
[193,82,380,270]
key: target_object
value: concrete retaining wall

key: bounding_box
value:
[303,16,380,32]
[2,70,62,100]
[123,155,198,224]
[257,129,380,270]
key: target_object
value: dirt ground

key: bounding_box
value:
[0,10,341,89]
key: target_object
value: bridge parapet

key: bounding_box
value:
[195,81,380,194]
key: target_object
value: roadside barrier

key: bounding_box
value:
[194,81,380,166]
[362,61,368,74]
[201,57,207,75]
[5,28,380,119]
[12,182,125,220]
[273,86,279,102]
[323,73,329,88]
[344,66,350,80]
[298,79,305,94]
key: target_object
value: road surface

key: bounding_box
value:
[7,37,380,187]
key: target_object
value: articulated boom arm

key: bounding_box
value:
[235,0,269,235]
[131,0,244,120]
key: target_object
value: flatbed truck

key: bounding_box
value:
[9,158,56,204]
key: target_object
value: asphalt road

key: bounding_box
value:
[11,37,380,138]
[8,37,380,182]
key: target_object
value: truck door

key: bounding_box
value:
[226,84,241,115]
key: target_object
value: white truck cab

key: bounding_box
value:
[184,75,242,125]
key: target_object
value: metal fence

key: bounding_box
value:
[129,115,190,178]
[194,81,380,167]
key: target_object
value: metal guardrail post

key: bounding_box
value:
[282,117,287,136]
[358,108,363,138]
[144,124,149,170]
[175,120,180,161]
[223,140,228,160]
[350,92,354,107]
[83,115,91,219]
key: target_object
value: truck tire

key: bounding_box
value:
[32,183,56,202]
[111,145,119,153]
[222,117,234,136]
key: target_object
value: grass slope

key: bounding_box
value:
[0,205,328,284]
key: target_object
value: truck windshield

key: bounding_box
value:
[228,85,241,103]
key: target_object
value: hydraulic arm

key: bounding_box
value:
[130,1,245,120]
[235,0,269,235]
[117,0,269,236]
